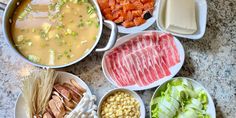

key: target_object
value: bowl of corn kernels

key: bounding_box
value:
[97,88,145,118]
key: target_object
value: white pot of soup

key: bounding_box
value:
[0,0,118,68]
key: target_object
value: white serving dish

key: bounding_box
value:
[150,77,216,118]
[97,88,145,117]
[14,71,92,118]
[156,0,207,39]
[102,31,185,90]
[104,0,159,34]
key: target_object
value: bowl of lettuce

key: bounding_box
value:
[150,77,216,118]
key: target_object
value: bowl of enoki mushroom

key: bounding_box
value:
[15,70,98,118]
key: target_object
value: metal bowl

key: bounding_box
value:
[0,0,118,68]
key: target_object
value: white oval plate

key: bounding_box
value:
[14,71,92,118]
[97,88,145,117]
[104,0,159,34]
[156,0,207,39]
[102,31,185,90]
[150,77,216,118]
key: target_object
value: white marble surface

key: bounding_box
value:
[0,0,236,118]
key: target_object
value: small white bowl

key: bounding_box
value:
[97,88,146,118]
[14,71,92,118]
[156,0,207,40]
[104,1,159,34]
[150,77,216,118]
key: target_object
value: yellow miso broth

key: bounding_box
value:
[11,0,99,66]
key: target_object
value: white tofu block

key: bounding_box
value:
[165,0,197,34]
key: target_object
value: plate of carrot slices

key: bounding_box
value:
[97,0,158,34]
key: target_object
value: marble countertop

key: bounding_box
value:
[0,0,235,118]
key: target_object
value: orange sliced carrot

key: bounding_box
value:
[112,10,122,19]
[116,0,120,4]
[125,11,134,21]
[119,11,126,19]
[122,20,135,27]
[105,14,115,20]
[98,0,109,9]
[109,0,116,6]
[134,1,144,10]
[102,8,111,14]
[133,17,146,26]
[114,16,124,23]
[130,0,138,2]
[143,2,154,11]
[123,3,136,12]
[141,0,153,4]
[114,4,122,11]
[122,0,130,4]
[132,10,143,17]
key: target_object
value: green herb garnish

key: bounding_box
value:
[28,55,40,63]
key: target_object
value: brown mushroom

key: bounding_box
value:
[48,99,64,118]
[70,79,86,93]
[52,95,66,112]
[63,83,82,103]
[52,91,76,111]
[45,106,55,118]
[53,84,71,101]
[43,112,54,118]
[63,97,76,110]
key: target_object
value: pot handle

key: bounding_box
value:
[0,2,6,11]
[95,20,118,52]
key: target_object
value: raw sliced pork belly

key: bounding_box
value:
[105,33,180,87]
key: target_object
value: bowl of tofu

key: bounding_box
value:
[156,0,207,39]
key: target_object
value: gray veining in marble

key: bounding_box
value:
[0,0,236,118]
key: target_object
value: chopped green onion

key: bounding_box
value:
[96,22,100,28]
[55,0,66,11]
[18,5,32,20]
[71,31,78,36]
[17,35,24,42]
[39,30,47,39]
[86,19,93,25]
[73,0,80,4]
[93,36,97,41]
[57,54,63,60]
[89,13,97,18]
[64,50,68,55]
[78,22,85,27]
[81,0,88,3]
[28,55,40,63]
[48,3,56,10]
[27,42,32,46]
[87,6,95,15]
[42,23,52,34]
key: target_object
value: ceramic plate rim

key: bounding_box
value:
[156,0,208,39]
[97,88,146,117]
[102,30,185,90]
[149,77,216,118]
[14,71,92,118]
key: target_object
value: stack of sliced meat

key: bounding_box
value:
[105,33,180,87]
